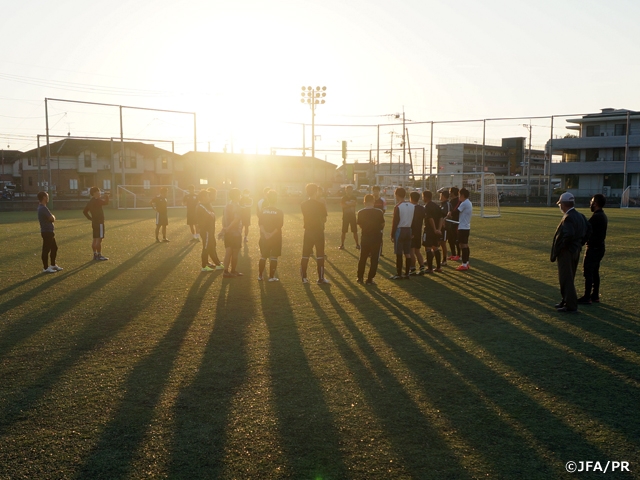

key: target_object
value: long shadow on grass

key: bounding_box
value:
[0,218,149,263]
[0,262,98,318]
[468,259,640,376]
[324,261,622,478]
[306,267,475,479]
[0,262,94,303]
[397,267,640,467]
[167,253,255,478]
[260,281,347,479]
[75,271,218,479]
[0,244,160,359]
[0,245,194,438]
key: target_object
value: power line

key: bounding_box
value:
[0,72,171,97]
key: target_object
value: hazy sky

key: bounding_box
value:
[1,0,638,166]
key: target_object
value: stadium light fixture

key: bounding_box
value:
[300,86,327,158]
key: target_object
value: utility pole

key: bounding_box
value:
[402,107,406,168]
[474,141,478,172]
[45,98,52,206]
[120,106,125,187]
[389,131,395,175]
[623,110,630,198]
[522,123,532,203]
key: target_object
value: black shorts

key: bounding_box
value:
[411,229,422,249]
[458,229,470,244]
[422,230,440,248]
[342,214,357,233]
[393,227,412,255]
[439,229,447,243]
[302,229,325,258]
[446,222,458,241]
[156,212,168,226]
[224,232,242,250]
[259,237,282,258]
[92,223,105,239]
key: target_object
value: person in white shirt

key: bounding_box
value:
[390,187,415,279]
[453,187,473,271]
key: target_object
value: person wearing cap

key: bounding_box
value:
[550,192,591,313]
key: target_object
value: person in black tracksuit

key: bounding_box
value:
[578,194,608,304]
[447,186,461,259]
[357,194,385,284]
[196,189,223,271]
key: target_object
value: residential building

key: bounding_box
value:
[181,152,337,195]
[336,161,375,187]
[436,137,546,176]
[1,149,22,189]
[549,108,640,198]
[373,162,413,186]
[16,139,182,195]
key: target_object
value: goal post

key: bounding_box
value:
[116,185,228,209]
[621,186,640,208]
[425,173,501,218]
[117,185,178,210]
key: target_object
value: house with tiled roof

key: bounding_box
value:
[16,139,181,195]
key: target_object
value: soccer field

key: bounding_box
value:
[1,205,639,479]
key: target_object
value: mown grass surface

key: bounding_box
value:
[1,205,639,479]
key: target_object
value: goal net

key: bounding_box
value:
[426,173,501,218]
[116,185,229,210]
[621,186,640,208]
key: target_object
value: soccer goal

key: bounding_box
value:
[427,173,501,218]
[621,186,640,208]
[116,185,183,210]
[116,185,228,210]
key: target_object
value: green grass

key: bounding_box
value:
[1,205,639,479]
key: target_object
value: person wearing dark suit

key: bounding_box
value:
[550,192,590,313]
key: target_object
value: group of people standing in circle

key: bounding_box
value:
[338,184,474,284]
[178,182,474,286]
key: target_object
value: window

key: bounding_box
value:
[84,151,92,168]
[69,179,78,190]
[603,174,623,189]
[143,180,150,190]
[586,125,600,137]
[564,175,579,189]
[563,150,578,162]
[28,177,33,186]
[586,149,599,162]
[27,158,32,166]
[199,178,208,185]
[126,156,137,169]
[613,148,625,161]
[614,124,627,136]
[161,158,168,169]
[103,179,111,191]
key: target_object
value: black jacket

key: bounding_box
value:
[551,208,590,262]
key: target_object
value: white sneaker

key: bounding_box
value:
[51,265,63,271]
[257,275,263,281]
[43,266,57,273]
[268,277,280,282]
[317,278,330,285]
[302,277,309,284]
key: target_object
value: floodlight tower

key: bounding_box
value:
[300,86,327,158]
